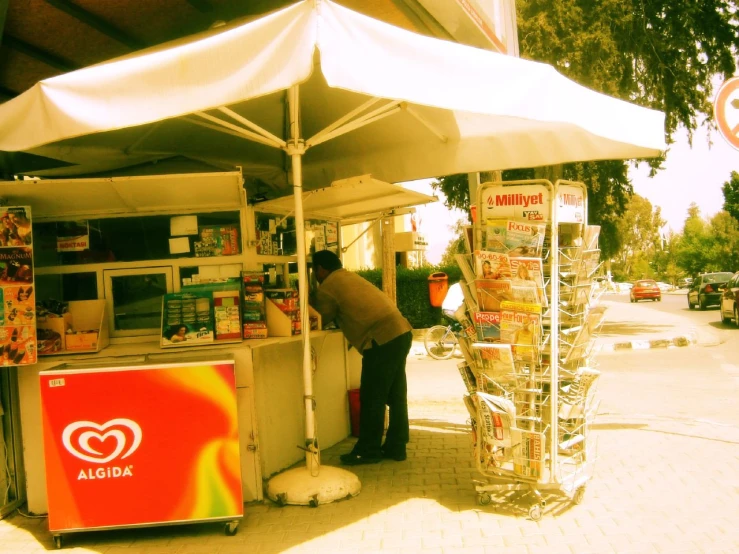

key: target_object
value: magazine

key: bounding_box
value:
[481,220,546,258]
[475,279,511,312]
[470,342,515,376]
[510,257,548,307]
[512,428,545,479]
[481,219,508,252]
[504,220,546,257]
[561,306,606,364]
[474,250,512,280]
[500,301,542,362]
[473,311,501,342]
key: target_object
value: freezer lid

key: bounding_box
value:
[254,175,437,221]
[0,171,244,220]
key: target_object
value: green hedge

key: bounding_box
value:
[355,265,462,329]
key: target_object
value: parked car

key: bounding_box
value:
[719,271,739,325]
[687,272,734,310]
[630,279,661,302]
[677,277,693,289]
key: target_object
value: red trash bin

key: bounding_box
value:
[348,389,361,437]
[428,272,449,307]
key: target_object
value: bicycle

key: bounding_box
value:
[424,316,464,360]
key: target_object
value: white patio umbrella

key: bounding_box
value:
[0,0,665,505]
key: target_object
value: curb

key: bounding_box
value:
[600,334,695,352]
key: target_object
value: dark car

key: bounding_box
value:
[719,271,739,325]
[630,279,661,302]
[687,272,734,310]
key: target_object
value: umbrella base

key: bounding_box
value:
[266,465,361,506]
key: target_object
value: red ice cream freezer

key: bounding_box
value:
[39,359,243,549]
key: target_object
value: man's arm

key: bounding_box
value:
[310,288,338,324]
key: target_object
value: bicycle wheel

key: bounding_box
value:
[424,325,456,360]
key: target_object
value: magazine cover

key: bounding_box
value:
[500,301,542,362]
[474,250,512,280]
[471,342,515,376]
[481,220,508,252]
[475,279,511,312]
[510,257,548,307]
[512,429,546,479]
[473,311,501,342]
[161,292,214,347]
[504,221,546,257]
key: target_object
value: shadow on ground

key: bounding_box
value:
[5,418,583,552]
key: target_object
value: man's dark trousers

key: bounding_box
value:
[354,331,413,457]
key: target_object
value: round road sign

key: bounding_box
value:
[714,76,739,150]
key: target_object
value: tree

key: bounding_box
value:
[432,2,739,256]
[613,194,665,279]
[722,171,739,223]
[439,218,470,267]
[675,204,713,276]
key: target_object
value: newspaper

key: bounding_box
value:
[477,391,516,449]
[512,428,546,479]
[510,256,548,307]
[500,301,543,362]
[457,362,477,394]
[559,366,601,419]
[475,250,512,280]
[473,311,501,342]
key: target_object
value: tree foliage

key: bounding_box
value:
[722,170,739,223]
[432,2,739,259]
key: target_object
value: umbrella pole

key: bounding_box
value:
[265,85,361,507]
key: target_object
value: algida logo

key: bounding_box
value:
[61,418,142,481]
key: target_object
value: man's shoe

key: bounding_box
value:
[381,448,407,461]
[340,452,381,466]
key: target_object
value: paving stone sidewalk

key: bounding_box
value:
[2,301,738,553]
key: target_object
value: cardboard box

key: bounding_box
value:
[265,298,321,337]
[37,312,73,354]
[38,300,109,355]
[65,331,99,351]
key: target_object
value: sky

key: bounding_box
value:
[630,125,738,233]
[403,124,739,265]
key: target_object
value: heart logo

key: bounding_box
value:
[62,419,142,464]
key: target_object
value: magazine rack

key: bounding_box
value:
[452,179,604,520]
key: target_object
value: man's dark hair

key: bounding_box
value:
[313,250,343,271]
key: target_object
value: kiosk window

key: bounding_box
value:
[104,268,173,337]
[35,273,98,303]
[34,211,241,267]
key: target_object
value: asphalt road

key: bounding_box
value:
[608,289,738,335]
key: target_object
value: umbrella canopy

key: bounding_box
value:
[0,0,665,192]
